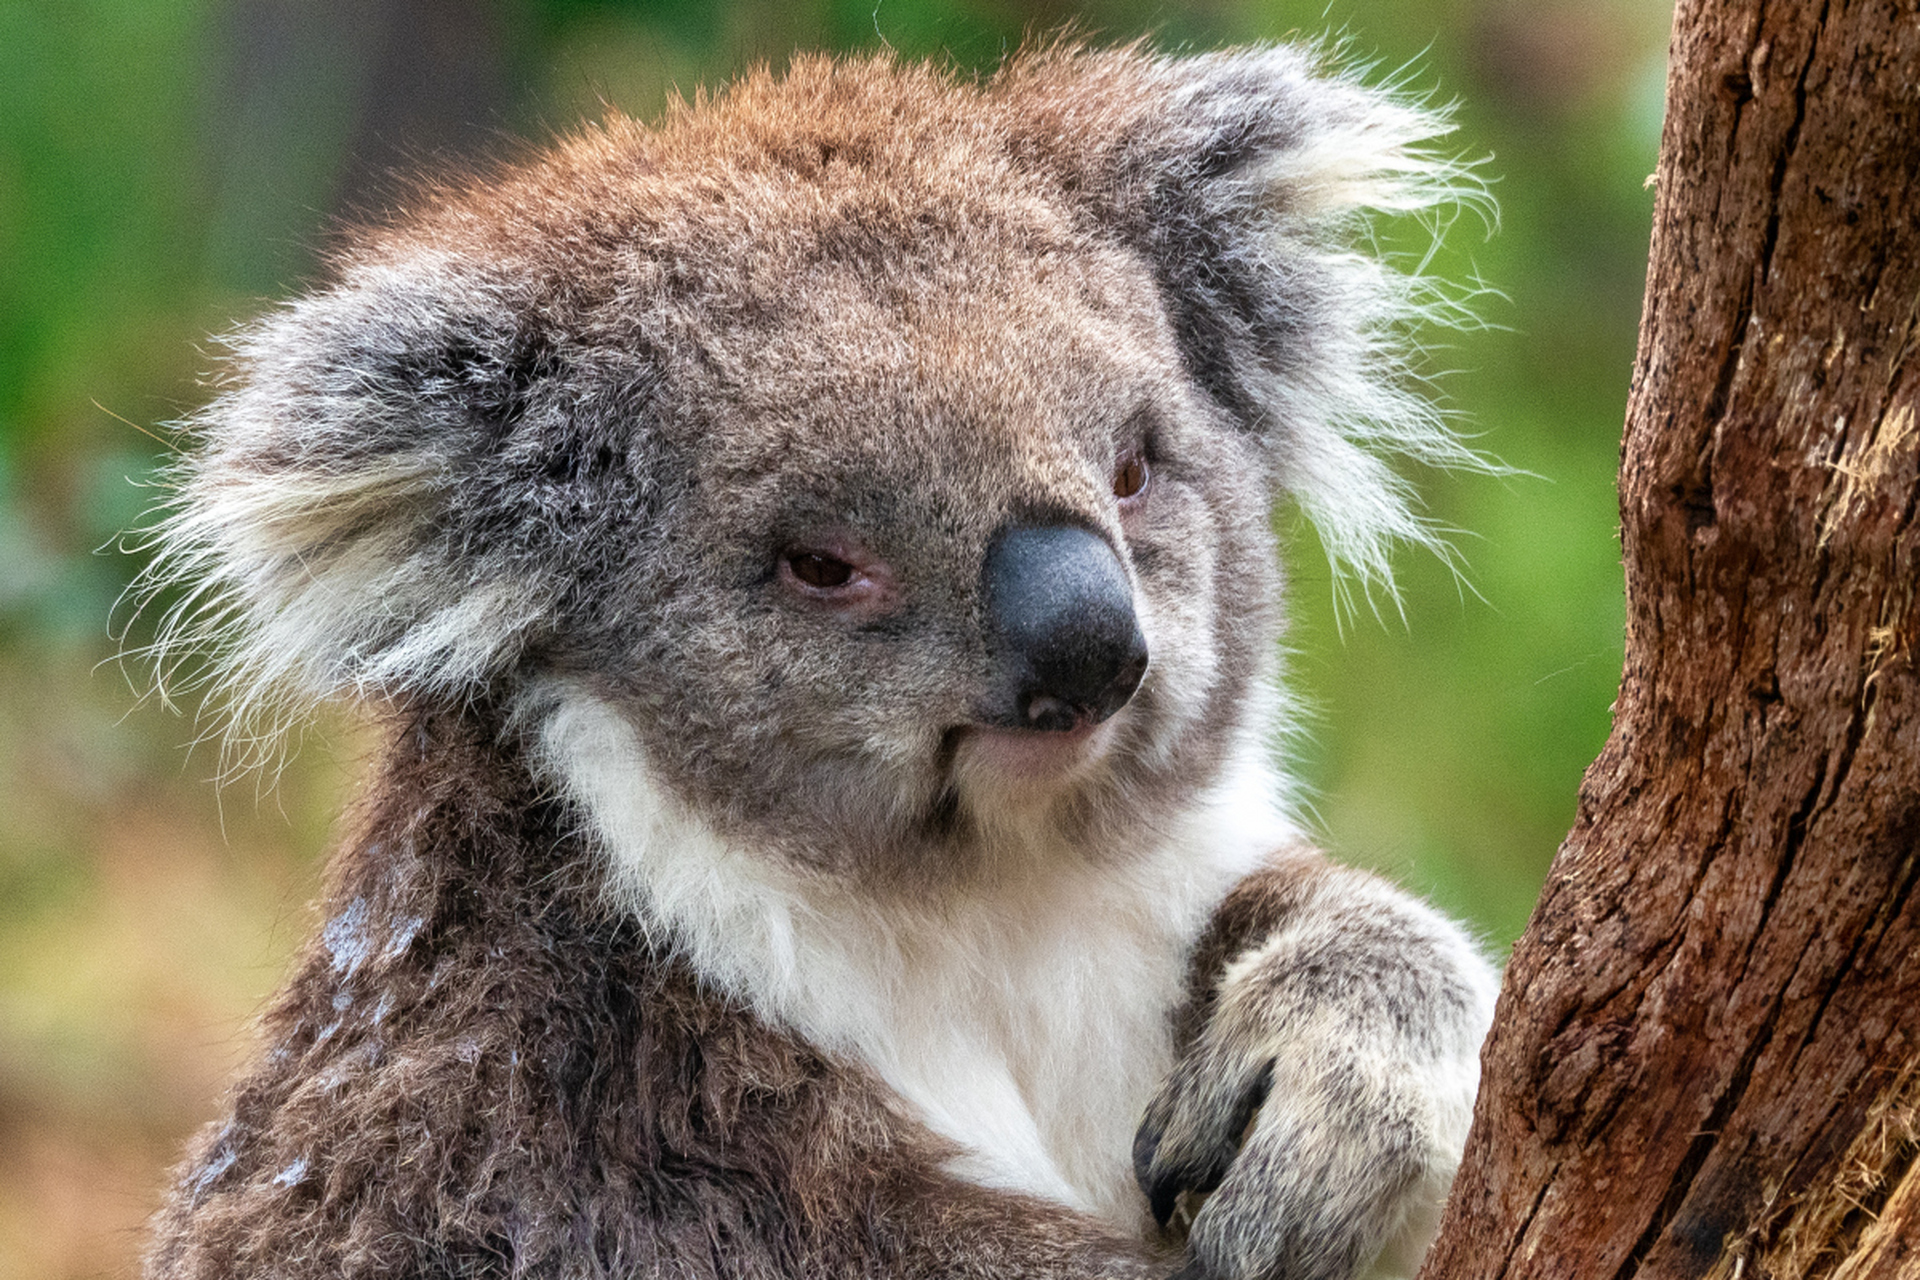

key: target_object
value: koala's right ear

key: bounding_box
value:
[139,249,650,751]
[1001,45,1486,593]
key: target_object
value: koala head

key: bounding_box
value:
[143,45,1474,891]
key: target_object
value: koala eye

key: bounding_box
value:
[786,550,856,589]
[776,537,899,617]
[1113,451,1150,502]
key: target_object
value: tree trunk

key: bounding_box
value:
[1419,2,1920,1278]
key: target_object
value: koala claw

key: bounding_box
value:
[1134,1058,1274,1230]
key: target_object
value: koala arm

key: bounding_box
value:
[1136,850,1497,1280]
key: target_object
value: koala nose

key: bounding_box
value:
[983,524,1149,733]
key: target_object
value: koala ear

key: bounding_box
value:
[138,250,642,760]
[1001,46,1488,594]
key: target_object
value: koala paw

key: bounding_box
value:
[1134,886,1492,1280]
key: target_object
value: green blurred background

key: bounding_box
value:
[0,0,1665,1274]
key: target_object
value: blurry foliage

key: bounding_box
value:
[0,0,1666,1275]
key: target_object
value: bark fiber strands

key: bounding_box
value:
[1420,2,1920,1278]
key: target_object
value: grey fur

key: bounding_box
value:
[137,44,1498,1280]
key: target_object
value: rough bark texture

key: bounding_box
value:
[1420,2,1920,1278]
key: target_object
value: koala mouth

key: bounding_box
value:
[953,716,1125,795]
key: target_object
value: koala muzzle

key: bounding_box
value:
[983,524,1149,733]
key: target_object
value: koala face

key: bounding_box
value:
[150,47,1468,893]
[473,125,1283,886]
[633,277,1274,882]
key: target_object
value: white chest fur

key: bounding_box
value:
[538,692,1292,1233]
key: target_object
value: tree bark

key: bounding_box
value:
[1419,2,1920,1278]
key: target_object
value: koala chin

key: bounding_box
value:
[140,43,1499,1280]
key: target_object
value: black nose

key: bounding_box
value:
[982,524,1149,733]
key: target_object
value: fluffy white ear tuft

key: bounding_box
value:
[129,254,569,771]
[1217,50,1494,606]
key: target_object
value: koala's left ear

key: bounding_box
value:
[1000,46,1485,589]
[135,248,655,760]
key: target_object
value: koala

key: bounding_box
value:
[139,43,1498,1280]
